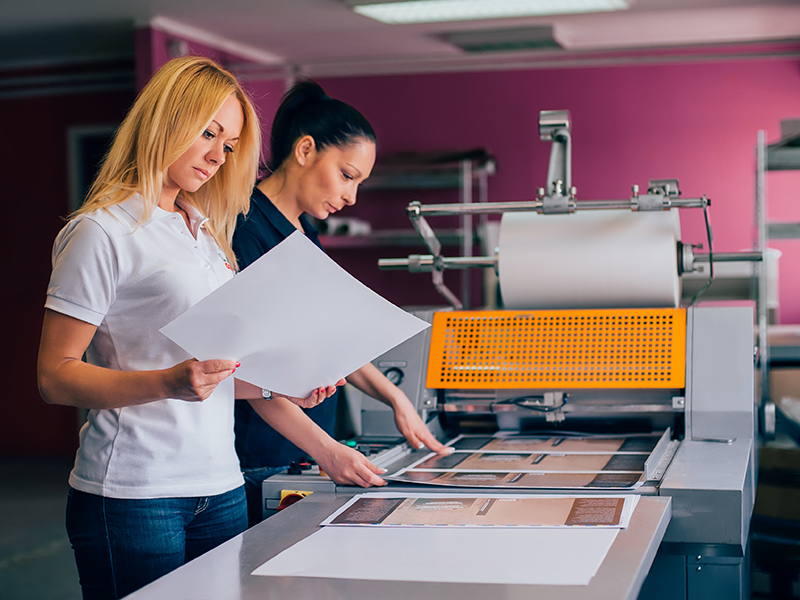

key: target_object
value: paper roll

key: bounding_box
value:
[498,210,681,309]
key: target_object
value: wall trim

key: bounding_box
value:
[146,16,284,66]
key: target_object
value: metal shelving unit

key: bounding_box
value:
[756,124,800,403]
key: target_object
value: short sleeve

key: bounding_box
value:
[45,216,119,326]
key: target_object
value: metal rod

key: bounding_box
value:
[413,200,543,216]
[413,197,708,217]
[380,250,761,273]
[460,158,472,309]
[378,255,496,271]
[432,268,462,310]
[378,258,417,271]
[581,198,708,210]
[757,130,770,404]
[694,251,762,263]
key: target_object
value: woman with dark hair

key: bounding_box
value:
[233,80,448,526]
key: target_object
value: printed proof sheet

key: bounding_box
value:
[252,492,638,586]
[386,433,660,489]
[323,492,638,528]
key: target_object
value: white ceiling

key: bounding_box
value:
[2,0,800,76]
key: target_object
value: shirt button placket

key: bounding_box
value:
[194,244,210,271]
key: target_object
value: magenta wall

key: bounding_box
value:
[2,33,283,458]
[136,26,286,165]
[137,34,800,321]
[11,38,800,457]
[3,79,135,456]
[301,60,800,321]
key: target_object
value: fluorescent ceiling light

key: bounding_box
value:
[350,0,631,24]
[446,26,562,52]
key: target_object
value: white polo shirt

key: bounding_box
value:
[46,194,244,499]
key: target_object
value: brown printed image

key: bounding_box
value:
[390,470,643,489]
[387,497,578,526]
[481,437,622,453]
[468,435,658,454]
[399,471,511,485]
[329,497,406,525]
[565,497,625,526]
[333,496,627,527]
[443,452,624,472]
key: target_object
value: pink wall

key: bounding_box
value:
[301,60,800,320]
[10,29,800,458]
[135,26,286,166]
[137,32,800,320]
[3,77,135,456]
[2,32,283,458]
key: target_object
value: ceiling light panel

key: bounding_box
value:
[446,26,562,52]
[350,0,631,24]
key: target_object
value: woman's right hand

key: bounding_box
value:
[168,358,238,402]
[315,441,388,488]
[277,379,347,409]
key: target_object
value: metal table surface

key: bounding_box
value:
[126,492,672,600]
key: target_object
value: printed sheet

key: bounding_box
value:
[252,492,640,585]
[385,433,660,489]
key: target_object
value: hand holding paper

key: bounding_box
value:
[160,231,430,398]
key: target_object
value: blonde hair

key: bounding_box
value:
[74,55,261,268]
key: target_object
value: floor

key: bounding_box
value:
[0,457,81,600]
[0,456,796,600]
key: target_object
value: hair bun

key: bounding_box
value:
[268,78,375,172]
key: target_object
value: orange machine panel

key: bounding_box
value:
[427,308,686,389]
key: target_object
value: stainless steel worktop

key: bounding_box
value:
[126,492,671,600]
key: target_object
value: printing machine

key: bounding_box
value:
[261,111,760,599]
[258,308,755,598]
[126,111,760,600]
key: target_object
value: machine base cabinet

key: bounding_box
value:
[640,546,750,600]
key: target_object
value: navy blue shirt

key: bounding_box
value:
[232,187,338,470]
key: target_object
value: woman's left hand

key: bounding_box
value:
[392,394,450,454]
[277,379,346,409]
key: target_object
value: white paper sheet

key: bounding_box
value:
[251,526,619,586]
[160,231,430,397]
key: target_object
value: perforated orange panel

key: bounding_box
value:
[427,309,686,389]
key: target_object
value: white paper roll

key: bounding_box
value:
[498,210,682,309]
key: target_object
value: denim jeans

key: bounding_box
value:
[241,465,288,527]
[65,485,247,600]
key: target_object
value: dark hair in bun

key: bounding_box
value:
[268,79,376,173]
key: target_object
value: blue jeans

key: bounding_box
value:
[65,486,247,600]
[242,465,287,527]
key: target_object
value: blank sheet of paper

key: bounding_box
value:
[160,231,429,397]
[251,525,619,585]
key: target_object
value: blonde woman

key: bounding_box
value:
[37,56,340,599]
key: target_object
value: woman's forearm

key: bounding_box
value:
[38,358,173,409]
[346,362,404,408]
[37,310,171,409]
[38,309,236,409]
[244,395,388,487]
[245,396,338,458]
